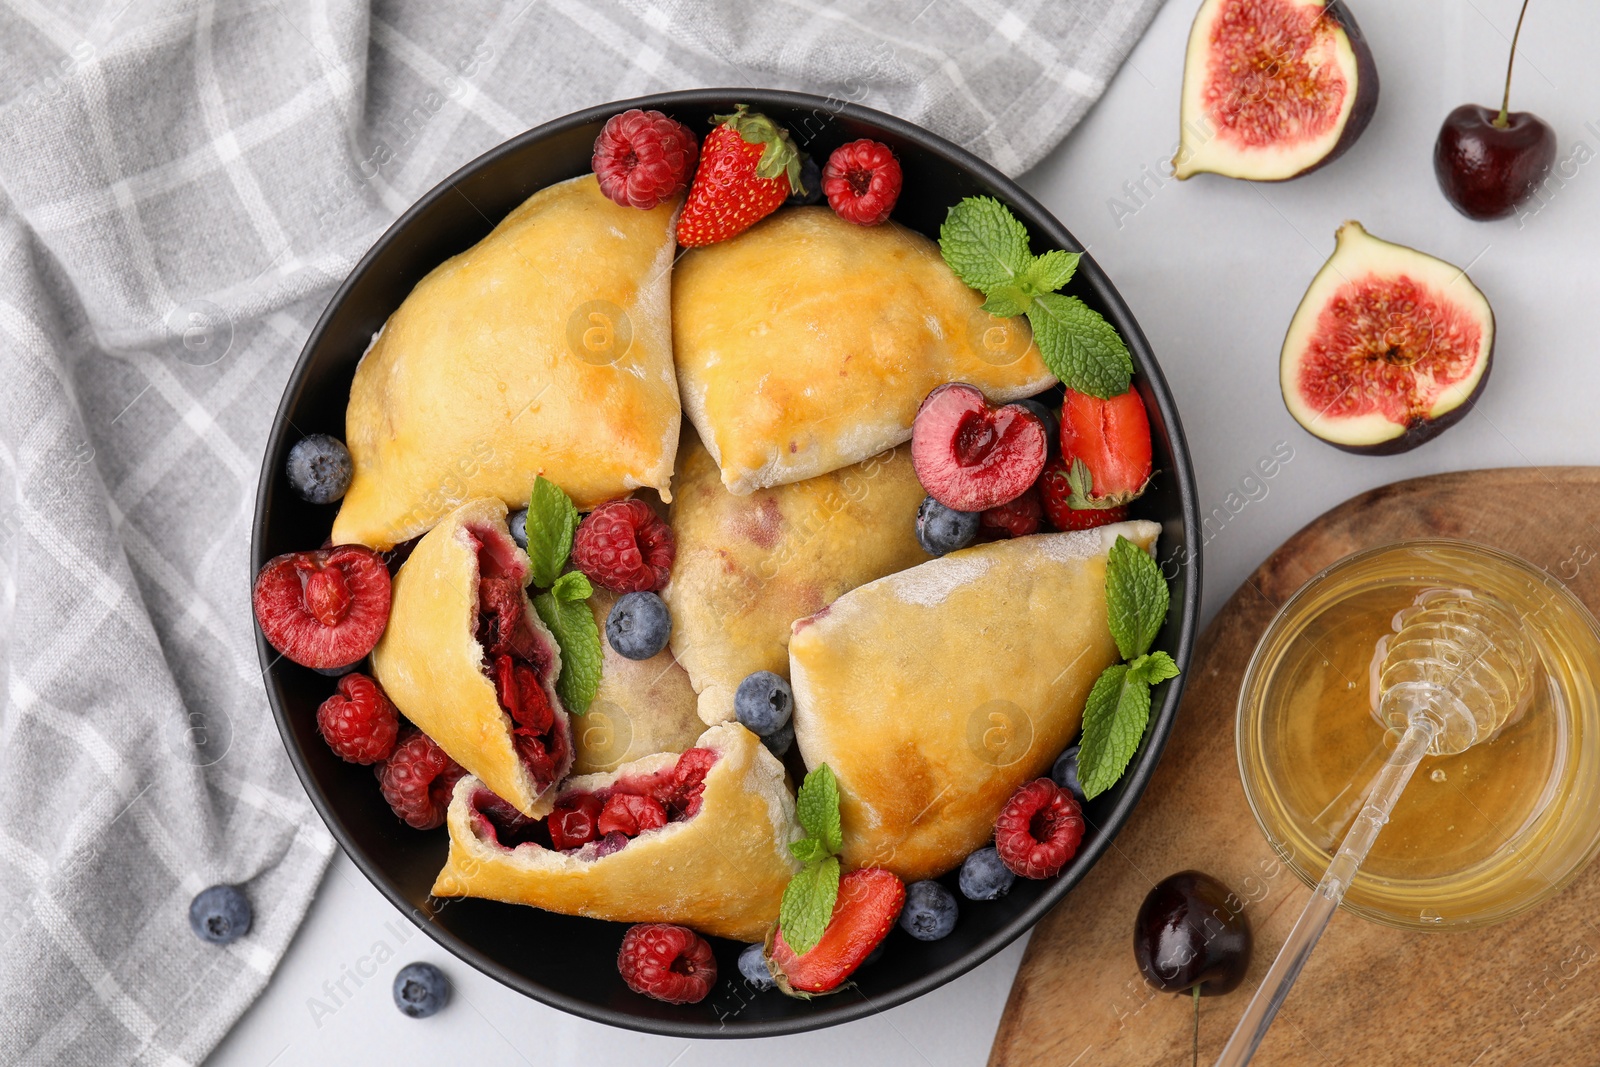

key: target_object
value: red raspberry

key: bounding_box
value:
[593,109,699,210]
[981,484,1043,538]
[822,139,903,226]
[597,793,668,837]
[253,544,391,669]
[549,794,603,850]
[995,778,1085,879]
[376,730,466,830]
[316,673,400,764]
[571,498,675,593]
[1039,456,1129,532]
[617,923,717,1004]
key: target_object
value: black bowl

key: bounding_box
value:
[253,88,1201,1037]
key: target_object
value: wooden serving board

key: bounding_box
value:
[991,468,1600,1067]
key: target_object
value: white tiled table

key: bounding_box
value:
[209,1,1600,1062]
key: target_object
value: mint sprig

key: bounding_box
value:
[939,196,1133,399]
[1077,536,1180,798]
[533,570,601,715]
[779,765,844,955]
[524,476,577,589]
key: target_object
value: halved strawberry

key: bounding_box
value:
[676,105,802,247]
[1056,388,1152,509]
[766,868,905,996]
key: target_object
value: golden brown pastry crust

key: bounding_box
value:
[371,498,570,818]
[788,521,1160,882]
[663,429,930,725]
[572,587,704,774]
[431,722,801,942]
[672,206,1054,494]
[333,174,681,549]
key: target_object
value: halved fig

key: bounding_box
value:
[1281,221,1494,455]
[1174,0,1378,181]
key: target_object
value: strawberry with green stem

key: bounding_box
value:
[676,105,803,247]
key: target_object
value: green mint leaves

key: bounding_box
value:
[524,476,577,589]
[779,765,844,955]
[938,196,1133,399]
[1078,536,1179,799]
[521,479,598,716]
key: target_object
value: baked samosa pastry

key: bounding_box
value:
[664,429,930,726]
[431,722,800,941]
[332,174,681,549]
[372,498,572,818]
[571,587,705,774]
[672,206,1055,494]
[788,521,1160,882]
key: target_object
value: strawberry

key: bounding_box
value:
[766,868,905,995]
[676,105,802,247]
[1058,387,1153,508]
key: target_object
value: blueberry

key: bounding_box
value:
[900,880,959,941]
[285,434,352,504]
[785,156,823,205]
[915,497,980,557]
[958,846,1016,901]
[393,961,450,1018]
[762,720,795,759]
[189,885,252,944]
[738,942,776,991]
[1051,744,1083,798]
[735,670,792,737]
[605,591,672,660]
[507,508,529,550]
[1011,398,1059,453]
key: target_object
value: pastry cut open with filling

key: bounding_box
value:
[431,722,800,942]
[372,498,572,818]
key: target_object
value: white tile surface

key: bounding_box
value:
[209,0,1600,1062]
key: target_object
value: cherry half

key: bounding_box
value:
[1134,871,1253,1067]
[1434,0,1556,220]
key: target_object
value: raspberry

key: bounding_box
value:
[571,498,675,593]
[316,673,400,764]
[617,923,717,1004]
[597,793,668,837]
[549,794,603,850]
[1039,456,1129,532]
[592,109,699,210]
[822,139,903,226]
[376,730,466,830]
[981,484,1043,538]
[994,778,1084,879]
[253,545,391,669]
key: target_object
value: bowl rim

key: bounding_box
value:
[252,86,1203,1038]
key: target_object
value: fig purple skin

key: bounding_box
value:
[1133,871,1252,996]
[1434,104,1558,221]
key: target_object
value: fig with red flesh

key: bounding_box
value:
[1280,221,1494,455]
[1174,0,1378,181]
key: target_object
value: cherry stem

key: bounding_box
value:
[1192,985,1201,1067]
[1497,0,1533,128]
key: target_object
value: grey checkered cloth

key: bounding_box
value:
[0,1,1160,1062]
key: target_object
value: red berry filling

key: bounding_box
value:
[618,923,717,1004]
[468,525,568,792]
[571,498,675,593]
[469,747,717,859]
[253,544,391,669]
[376,730,466,830]
[994,778,1085,879]
[316,672,400,764]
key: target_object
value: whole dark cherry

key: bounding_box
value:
[1134,870,1252,996]
[1434,0,1556,220]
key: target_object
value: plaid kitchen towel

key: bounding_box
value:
[0,0,1162,1062]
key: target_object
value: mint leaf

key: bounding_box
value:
[1026,292,1134,400]
[980,287,1033,318]
[779,855,840,956]
[533,586,601,714]
[1128,650,1181,687]
[1105,535,1169,661]
[789,837,829,864]
[1018,249,1079,295]
[1077,664,1153,799]
[795,764,842,854]
[938,196,1032,294]
[524,477,577,589]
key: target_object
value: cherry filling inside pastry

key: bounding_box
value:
[469,747,718,860]
[469,525,568,791]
